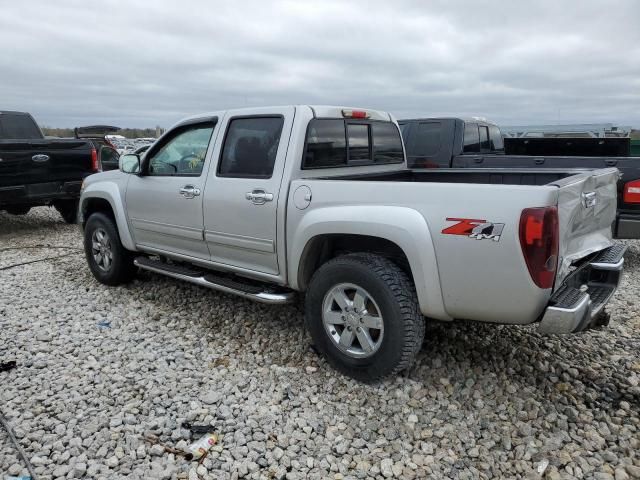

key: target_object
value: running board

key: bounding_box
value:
[134,257,296,305]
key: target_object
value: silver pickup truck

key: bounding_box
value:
[79,105,626,381]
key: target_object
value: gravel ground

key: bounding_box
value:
[1,207,639,480]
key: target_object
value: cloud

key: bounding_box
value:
[0,0,638,128]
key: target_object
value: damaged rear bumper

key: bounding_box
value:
[538,243,626,334]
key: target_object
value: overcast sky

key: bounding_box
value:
[1,0,639,128]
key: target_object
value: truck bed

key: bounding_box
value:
[452,155,640,238]
[315,168,581,186]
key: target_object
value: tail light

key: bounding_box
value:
[90,147,99,172]
[342,109,369,119]
[623,180,640,203]
[519,206,559,289]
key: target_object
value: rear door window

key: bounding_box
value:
[463,123,480,153]
[218,117,284,178]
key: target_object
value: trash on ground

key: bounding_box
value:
[187,433,218,460]
[97,320,111,329]
[181,421,215,434]
[143,434,194,461]
[6,476,33,480]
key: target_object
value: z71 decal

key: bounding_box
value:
[442,218,505,242]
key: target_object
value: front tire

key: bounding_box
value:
[84,212,136,285]
[305,253,425,382]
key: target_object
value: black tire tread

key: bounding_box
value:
[306,252,425,381]
[84,212,136,285]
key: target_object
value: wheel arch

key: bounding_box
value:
[80,184,136,250]
[289,206,450,320]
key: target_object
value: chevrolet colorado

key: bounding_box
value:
[399,118,640,239]
[79,105,625,380]
[0,111,104,223]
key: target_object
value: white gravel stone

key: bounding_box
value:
[1,207,639,480]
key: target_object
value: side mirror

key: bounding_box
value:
[119,154,140,174]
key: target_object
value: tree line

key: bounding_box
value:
[41,126,161,139]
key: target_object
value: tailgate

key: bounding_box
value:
[552,167,619,285]
[0,139,93,188]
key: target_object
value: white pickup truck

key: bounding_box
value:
[79,105,625,381]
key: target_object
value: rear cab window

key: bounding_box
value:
[463,122,480,153]
[303,119,403,169]
[0,112,43,139]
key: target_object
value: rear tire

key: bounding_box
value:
[4,206,31,215]
[305,253,425,382]
[54,200,79,224]
[84,212,136,285]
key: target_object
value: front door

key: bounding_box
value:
[202,107,294,276]
[126,119,217,260]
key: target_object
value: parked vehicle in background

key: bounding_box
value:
[133,144,151,156]
[79,105,625,380]
[74,125,121,171]
[399,118,640,239]
[0,110,102,222]
[501,123,633,157]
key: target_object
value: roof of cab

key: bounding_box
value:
[309,105,392,121]
[176,105,394,127]
[399,116,499,127]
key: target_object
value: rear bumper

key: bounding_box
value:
[0,181,82,207]
[615,213,640,239]
[538,244,626,334]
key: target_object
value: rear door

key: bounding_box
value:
[125,119,218,259]
[202,107,295,275]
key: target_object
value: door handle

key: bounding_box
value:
[179,185,201,199]
[245,189,274,205]
[472,157,483,164]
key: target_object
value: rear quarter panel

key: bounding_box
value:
[288,179,558,324]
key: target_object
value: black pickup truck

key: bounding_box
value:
[399,118,640,239]
[0,111,114,223]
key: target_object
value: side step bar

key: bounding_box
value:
[134,257,296,305]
